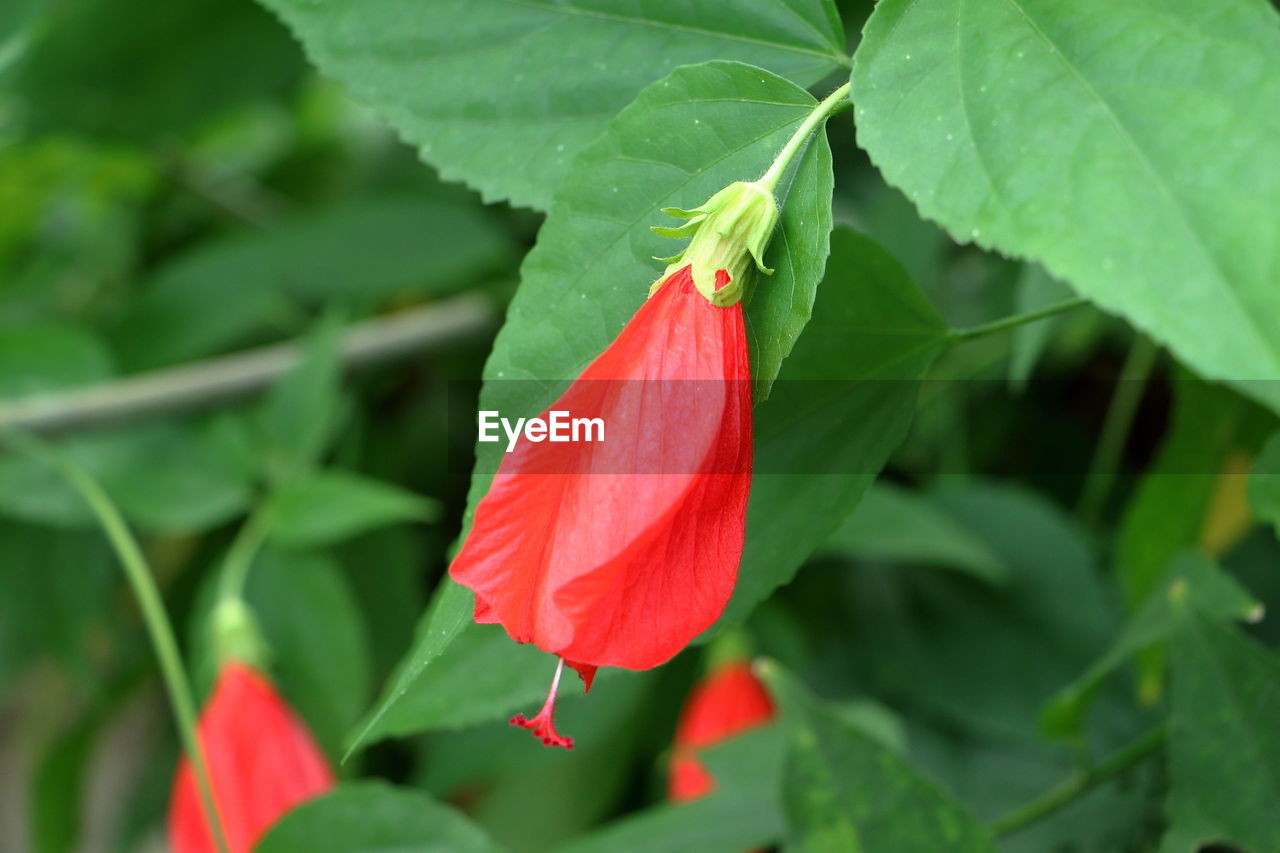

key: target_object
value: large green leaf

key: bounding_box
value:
[852,0,1280,411]
[255,0,847,209]
[350,623,574,738]
[476,59,833,423]
[763,662,997,853]
[344,578,474,756]
[1162,615,1280,852]
[256,782,502,853]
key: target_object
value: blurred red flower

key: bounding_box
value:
[168,661,334,852]
[669,660,775,801]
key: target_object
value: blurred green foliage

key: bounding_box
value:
[2,0,1279,851]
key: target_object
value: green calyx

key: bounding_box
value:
[651,180,779,306]
[211,596,269,669]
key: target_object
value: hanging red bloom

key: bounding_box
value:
[168,661,334,853]
[449,180,780,748]
[669,659,775,801]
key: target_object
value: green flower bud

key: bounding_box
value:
[651,180,780,307]
[212,596,270,669]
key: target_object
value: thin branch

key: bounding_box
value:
[989,724,1167,837]
[4,430,232,853]
[0,295,494,436]
[947,297,1090,345]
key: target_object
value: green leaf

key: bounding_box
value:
[762,662,997,853]
[1162,615,1280,852]
[344,578,473,757]
[336,528,427,679]
[839,483,1116,740]
[1040,553,1259,739]
[0,522,112,690]
[852,0,1280,412]
[113,197,512,368]
[821,481,1007,583]
[0,422,254,533]
[266,469,437,551]
[430,672,657,851]
[560,726,786,853]
[719,227,947,623]
[256,316,345,482]
[0,323,113,398]
[350,623,571,738]
[255,0,847,209]
[8,0,302,141]
[256,781,502,853]
[1248,431,1280,533]
[475,59,833,424]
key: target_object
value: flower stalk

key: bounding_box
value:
[3,429,231,853]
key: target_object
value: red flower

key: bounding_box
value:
[450,180,778,748]
[168,661,334,853]
[669,660,775,801]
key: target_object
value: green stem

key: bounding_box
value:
[758,82,851,193]
[4,430,231,853]
[218,506,272,605]
[989,724,1167,837]
[1078,336,1159,525]
[946,297,1090,345]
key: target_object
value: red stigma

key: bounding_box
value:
[510,658,574,749]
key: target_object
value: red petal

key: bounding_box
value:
[566,659,598,693]
[168,662,334,853]
[668,751,716,801]
[450,266,752,671]
[674,661,775,749]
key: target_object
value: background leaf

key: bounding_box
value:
[819,481,1007,583]
[254,0,847,209]
[763,662,997,853]
[560,727,785,853]
[256,781,503,853]
[852,0,1280,411]
[718,226,947,623]
[1248,431,1280,533]
[1162,614,1280,852]
[266,469,437,551]
[1040,553,1259,739]
[7,0,302,141]
[112,197,512,369]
